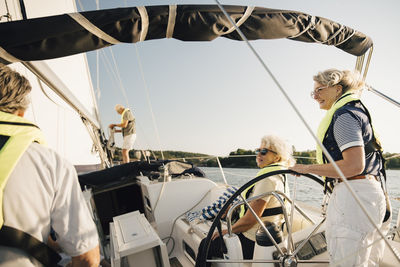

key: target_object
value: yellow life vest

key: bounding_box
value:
[316,93,382,181]
[0,111,47,229]
[316,93,359,164]
[121,108,130,123]
[238,164,286,218]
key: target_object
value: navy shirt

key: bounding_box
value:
[323,101,384,178]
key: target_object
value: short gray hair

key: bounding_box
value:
[115,104,124,111]
[0,64,32,113]
[261,134,295,167]
[313,69,364,94]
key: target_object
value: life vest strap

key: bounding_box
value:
[0,225,61,266]
[0,134,9,150]
[261,206,283,217]
[0,121,39,128]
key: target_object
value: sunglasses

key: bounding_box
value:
[310,85,329,98]
[255,148,277,156]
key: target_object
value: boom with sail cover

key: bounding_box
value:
[0,5,372,64]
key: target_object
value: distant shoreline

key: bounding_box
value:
[111,148,400,170]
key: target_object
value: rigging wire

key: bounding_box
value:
[98,48,152,151]
[214,0,400,261]
[133,44,165,159]
[108,47,130,107]
[96,51,100,100]
[82,1,148,156]
[99,49,125,96]
[102,47,153,151]
[76,0,84,11]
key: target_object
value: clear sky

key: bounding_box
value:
[81,0,400,156]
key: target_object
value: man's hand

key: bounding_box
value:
[109,124,115,129]
[211,229,228,240]
[70,245,100,267]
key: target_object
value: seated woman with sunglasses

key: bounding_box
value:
[196,135,295,264]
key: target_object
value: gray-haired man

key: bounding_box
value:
[109,104,136,164]
[0,64,100,266]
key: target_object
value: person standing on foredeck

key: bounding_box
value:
[109,104,136,164]
[0,64,100,266]
[290,69,390,266]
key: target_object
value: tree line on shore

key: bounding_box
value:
[113,148,400,169]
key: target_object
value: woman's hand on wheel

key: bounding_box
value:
[289,164,309,176]
[211,229,228,240]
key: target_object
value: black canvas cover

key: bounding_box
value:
[78,160,205,189]
[0,5,372,64]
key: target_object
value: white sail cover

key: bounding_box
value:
[0,0,101,165]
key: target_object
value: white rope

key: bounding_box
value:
[334,28,356,47]
[216,156,228,184]
[288,14,356,47]
[288,15,316,39]
[81,117,110,167]
[309,24,345,44]
[166,5,177,38]
[137,6,149,42]
[153,164,169,211]
[134,44,165,159]
[362,47,373,80]
[214,0,400,262]
[219,6,255,35]
[68,13,120,44]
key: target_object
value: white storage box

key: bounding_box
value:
[110,211,170,267]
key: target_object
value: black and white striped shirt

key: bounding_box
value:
[333,112,363,152]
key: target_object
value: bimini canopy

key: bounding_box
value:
[0,5,372,64]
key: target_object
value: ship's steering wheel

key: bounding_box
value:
[195,170,331,267]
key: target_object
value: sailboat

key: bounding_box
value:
[1,0,400,266]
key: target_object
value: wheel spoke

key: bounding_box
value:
[195,170,330,267]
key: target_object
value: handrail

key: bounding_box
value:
[366,84,400,109]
